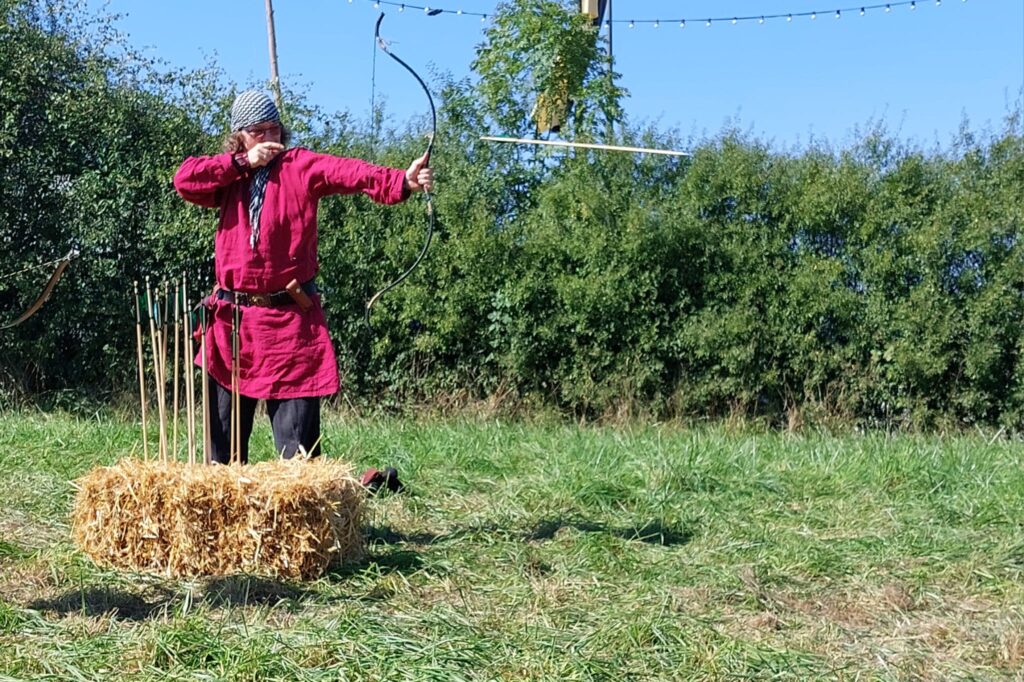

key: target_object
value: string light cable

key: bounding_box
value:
[357,0,489,21]
[350,0,968,27]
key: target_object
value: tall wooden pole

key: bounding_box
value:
[265,0,283,113]
[606,0,613,139]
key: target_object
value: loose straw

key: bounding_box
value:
[479,135,691,157]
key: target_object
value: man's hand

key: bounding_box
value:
[404,152,434,193]
[247,142,284,168]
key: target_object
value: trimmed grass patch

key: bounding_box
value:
[1,413,1023,679]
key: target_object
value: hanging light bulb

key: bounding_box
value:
[860,7,866,15]
[373,1,379,6]
[835,10,841,18]
[481,14,487,21]
[628,20,634,28]
[679,19,686,28]
[653,20,659,28]
[787,14,793,22]
[935,0,941,5]
[731,17,737,24]
[706,19,712,27]
[885,4,891,11]
[811,12,817,19]
[758,16,765,24]
[910,1,917,8]
[398,3,404,11]
[457,9,463,14]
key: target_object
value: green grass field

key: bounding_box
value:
[1,413,1022,680]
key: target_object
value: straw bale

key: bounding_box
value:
[70,459,365,580]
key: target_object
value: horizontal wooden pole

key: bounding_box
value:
[480,135,691,157]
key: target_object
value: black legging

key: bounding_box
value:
[208,374,321,464]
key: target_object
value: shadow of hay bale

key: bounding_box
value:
[27,585,176,621]
[26,574,344,620]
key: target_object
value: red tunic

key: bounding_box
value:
[173,147,408,399]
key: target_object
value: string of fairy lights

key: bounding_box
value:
[348,0,968,27]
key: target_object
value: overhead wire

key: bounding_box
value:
[349,0,962,27]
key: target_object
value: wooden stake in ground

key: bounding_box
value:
[145,278,168,462]
[160,282,170,462]
[172,278,180,461]
[133,281,149,462]
[230,301,241,465]
[201,303,210,466]
[183,275,195,465]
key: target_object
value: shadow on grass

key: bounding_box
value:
[325,547,424,581]
[27,585,177,621]
[366,525,440,545]
[202,575,310,607]
[366,518,693,548]
[26,574,345,620]
[527,518,693,547]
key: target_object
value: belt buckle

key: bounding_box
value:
[249,293,271,307]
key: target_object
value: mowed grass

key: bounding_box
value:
[1,413,1023,680]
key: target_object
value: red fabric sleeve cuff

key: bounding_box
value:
[231,152,251,174]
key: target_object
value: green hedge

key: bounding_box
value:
[2,0,1023,429]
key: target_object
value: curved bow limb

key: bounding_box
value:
[0,248,79,330]
[364,12,437,329]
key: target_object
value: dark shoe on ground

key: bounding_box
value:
[360,466,404,495]
[382,467,404,493]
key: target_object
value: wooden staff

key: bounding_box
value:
[200,303,210,466]
[172,279,180,461]
[133,281,149,461]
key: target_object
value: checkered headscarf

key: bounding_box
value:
[230,90,280,132]
[230,91,280,250]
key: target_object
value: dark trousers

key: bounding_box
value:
[208,375,321,464]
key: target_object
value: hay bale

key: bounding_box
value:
[70,459,365,580]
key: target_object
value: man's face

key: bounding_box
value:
[240,122,281,150]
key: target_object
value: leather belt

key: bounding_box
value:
[216,279,317,308]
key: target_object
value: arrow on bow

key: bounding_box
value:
[364,12,437,329]
[0,248,79,329]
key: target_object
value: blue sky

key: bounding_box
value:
[87,0,1022,148]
